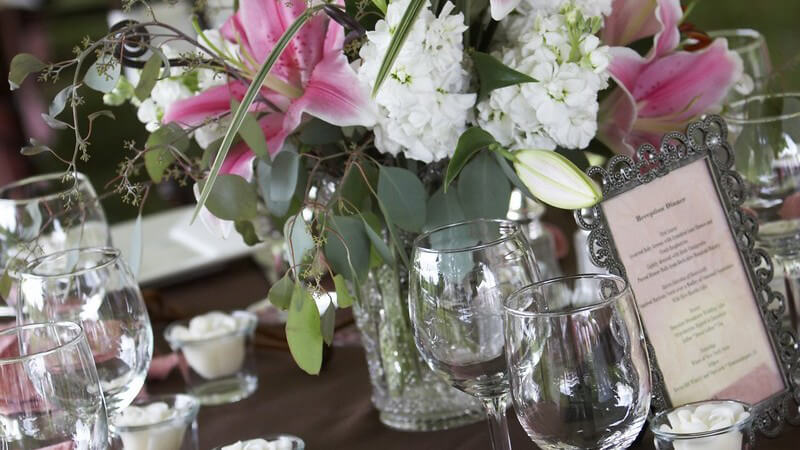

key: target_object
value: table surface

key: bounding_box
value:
[145,259,800,449]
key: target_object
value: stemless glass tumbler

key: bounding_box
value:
[0,321,108,449]
[16,247,153,413]
[504,274,651,450]
[0,172,110,306]
[409,219,540,450]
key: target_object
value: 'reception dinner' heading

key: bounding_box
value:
[635,197,687,222]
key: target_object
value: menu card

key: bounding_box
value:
[602,159,785,406]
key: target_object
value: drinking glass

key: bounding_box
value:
[409,219,540,450]
[708,29,771,107]
[0,172,110,306]
[504,274,651,450]
[16,247,153,414]
[0,321,108,448]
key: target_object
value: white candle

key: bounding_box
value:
[169,311,255,379]
[659,402,751,450]
[115,402,187,450]
[221,437,296,450]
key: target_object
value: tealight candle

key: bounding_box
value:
[650,400,754,450]
[216,434,304,450]
[113,394,199,450]
[165,311,258,405]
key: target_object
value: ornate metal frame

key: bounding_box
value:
[575,115,800,436]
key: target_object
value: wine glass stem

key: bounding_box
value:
[483,395,512,450]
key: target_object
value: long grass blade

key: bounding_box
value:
[371,0,425,96]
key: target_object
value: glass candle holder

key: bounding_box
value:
[112,394,200,450]
[650,400,754,450]
[165,311,258,405]
[213,434,305,450]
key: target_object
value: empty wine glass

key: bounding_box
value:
[409,219,540,450]
[504,274,651,450]
[0,321,108,448]
[707,29,771,107]
[16,247,153,414]
[0,172,110,307]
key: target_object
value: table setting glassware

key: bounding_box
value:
[503,274,651,450]
[0,172,110,307]
[164,310,258,405]
[409,218,540,450]
[15,246,153,414]
[112,393,200,450]
[707,29,771,108]
[650,400,754,450]
[0,321,109,449]
[214,434,305,450]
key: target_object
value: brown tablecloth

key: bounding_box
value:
[145,259,800,449]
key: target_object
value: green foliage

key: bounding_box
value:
[286,284,323,375]
[144,123,189,182]
[84,55,121,93]
[231,99,269,159]
[361,214,394,265]
[336,161,376,214]
[555,149,590,173]
[320,302,336,346]
[371,0,426,96]
[202,174,258,221]
[458,151,511,220]
[268,150,300,217]
[234,220,262,245]
[8,53,46,90]
[324,215,370,282]
[425,185,466,231]
[284,214,315,271]
[134,53,162,101]
[333,274,354,308]
[0,268,11,299]
[299,118,343,145]
[472,51,536,99]
[268,273,295,310]
[377,166,427,233]
[445,127,497,191]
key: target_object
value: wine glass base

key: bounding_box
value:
[190,373,258,405]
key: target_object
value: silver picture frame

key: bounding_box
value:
[575,115,800,436]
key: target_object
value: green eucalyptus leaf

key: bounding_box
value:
[377,166,427,233]
[84,55,121,93]
[458,151,511,220]
[231,99,269,159]
[425,185,466,231]
[492,151,535,200]
[256,157,271,201]
[202,174,258,221]
[49,85,74,118]
[193,8,316,223]
[268,273,295,310]
[324,215,370,282]
[284,214,315,271]
[145,124,188,182]
[513,149,602,209]
[320,301,336,346]
[9,53,46,90]
[299,118,343,146]
[371,0,426,96]
[371,0,387,14]
[40,113,70,130]
[0,268,11,299]
[472,51,535,99]
[269,150,300,217]
[445,127,497,191]
[336,162,376,214]
[360,215,394,266]
[286,284,323,375]
[333,274,354,308]
[234,220,262,246]
[135,53,163,101]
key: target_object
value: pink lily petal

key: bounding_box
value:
[650,0,683,59]
[602,0,682,60]
[490,0,522,20]
[163,82,246,126]
[598,88,638,156]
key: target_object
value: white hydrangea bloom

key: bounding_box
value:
[357,0,476,163]
[477,4,610,150]
[518,0,612,18]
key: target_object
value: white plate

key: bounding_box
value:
[111,206,264,287]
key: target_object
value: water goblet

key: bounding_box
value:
[503,274,651,450]
[0,321,109,448]
[409,219,540,450]
[16,247,153,414]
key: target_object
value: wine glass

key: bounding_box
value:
[16,247,153,414]
[409,219,540,450]
[503,274,651,450]
[707,29,771,107]
[0,321,108,448]
[0,172,110,307]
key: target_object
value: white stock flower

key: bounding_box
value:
[477,4,610,150]
[357,0,476,163]
[135,78,193,132]
[518,0,612,18]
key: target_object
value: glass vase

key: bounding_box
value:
[352,264,483,431]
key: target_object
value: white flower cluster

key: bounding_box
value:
[357,0,476,163]
[519,0,612,18]
[477,3,611,150]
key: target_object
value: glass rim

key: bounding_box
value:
[164,310,258,346]
[650,399,753,439]
[707,28,765,54]
[213,434,305,450]
[112,393,200,432]
[412,218,524,255]
[0,321,85,366]
[503,273,629,318]
[0,172,88,205]
[21,246,121,280]
[722,92,800,124]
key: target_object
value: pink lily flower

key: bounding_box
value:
[598,0,743,156]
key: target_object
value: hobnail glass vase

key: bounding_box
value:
[353,264,483,431]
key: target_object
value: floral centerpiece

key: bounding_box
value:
[8,0,742,428]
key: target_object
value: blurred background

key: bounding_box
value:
[1,0,799,223]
